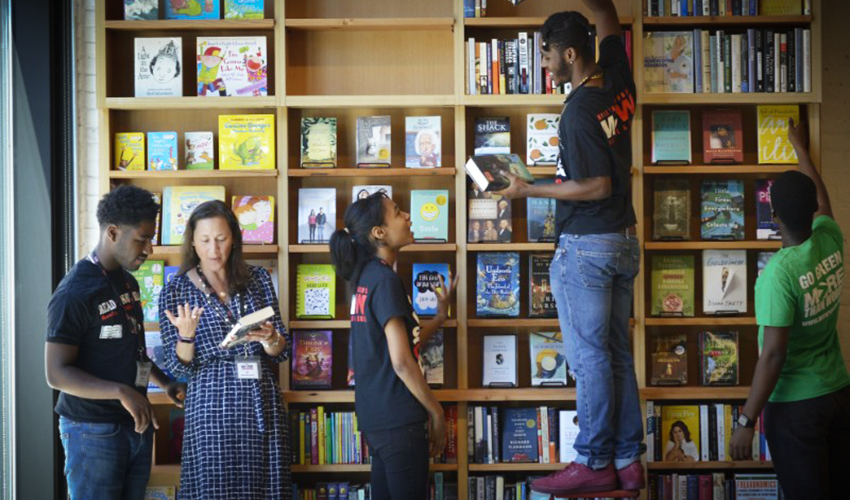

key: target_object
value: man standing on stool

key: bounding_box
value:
[498,0,645,495]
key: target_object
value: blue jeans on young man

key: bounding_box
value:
[549,232,646,470]
[59,416,154,500]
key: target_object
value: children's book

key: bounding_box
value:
[161,185,226,245]
[476,252,520,317]
[501,407,539,463]
[151,192,161,246]
[529,332,567,387]
[224,0,264,19]
[412,263,450,317]
[196,37,268,97]
[419,329,444,386]
[115,132,145,171]
[295,264,336,319]
[134,38,182,98]
[125,0,158,20]
[465,154,535,193]
[755,179,780,240]
[474,117,510,156]
[650,255,695,317]
[702,109,743,164]
[468,187,511,243]
[700,180,744,240]
[661,406,701,462]
[650,333,688,386]
[297,188,336,244]
[164,265,179,285]
[165,0,219,19]
[232,195,274,244]
[410,190,449,243]
[131,260,165,323]
[651,110,692,164]
[643,31,694,93]
[144,486,176,500]
[300,117,337,168]
[291,331,333,390]
[147,131,178,171]
[351,185,392,203]
[405,116,442,168]
[653,179,691,240]
[356,116,392,167]
[526,114,559,165]
[703,250,747,315]
[699,331,739,386]
[482,334,518,386]
[528,254,557,318]
[218,114,275,170]
[757,105,799,164]
[144,330,168,393]
[527,185,556,243]
[184,131,214,170]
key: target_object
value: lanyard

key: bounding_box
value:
[195,265,248,327]
[87,251,145,361]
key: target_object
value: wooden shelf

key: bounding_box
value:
[105,96,277,110]
[643,15,811,26]
[285,95,456,108]
[467,318,560,328]
[289,243,457,254]
[152,244,279,255]
[644,241,782,250]
[463,16,634,28]
[642,386,753,400]
[641,92,819,105]
[105,19,274,31]
[645,316,757,326]
[149,465,181,486]
[462,94,565,107]
[288,168,456,177]
[468,463,565,472]
[110,169,278,179]
[291,463,457,473]
[467,243,556,252]
[528,167,557,176]
[647,461,773,470]
[644,165,797,175]
[284,390,355,403]
[289,319,458,329]
[284,388,573,403]
[285,18,454,31]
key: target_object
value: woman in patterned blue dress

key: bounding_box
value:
[159,200,291,500]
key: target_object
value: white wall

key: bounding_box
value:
[76,0,99,256]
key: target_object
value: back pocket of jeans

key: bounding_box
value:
[575,249,618,289]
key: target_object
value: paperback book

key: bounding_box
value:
[351,185,392,202]
[757,105,799,165]
[650,255,695,317]
[131,260,165,323]
[219,306,275,349]
[165,0,219,19]
[232,195,274,244]
[651,110,692,165]
[291,331,333,390]
[295,264,336,319]
[419,329,444,386]
[147,131,178,171]
[218,114,275,170]
[650,333,688,386]
[644,31,694,93]
[703,250,747,315]
[144,330,168,393]
[652,179,691,240]
[529,332,567,387]
[410,190,449,243]
[501,408,539,463]
[115,132,145,171]
[297,188,336,244]
[125,0,157,20]
[468,187,510,243]
[558,410,580,463]
[528,254,557,318]
[699,331,739,386]
[134,38,182,98]
[527,185,556,243]
[405,116,442,168]
[184,131,214,170]
[476,252,520,317]
[735,474,781,500]
[356,116,392,167]
[474,117,510,156]
[482,334,518,387]
[465,154,535,192]
[300,117,337,168]
[526,114,559,165]
[702,109,743,164]
[224,0,264,19]
[661,406,701,462]
[412,263,450,317]
[161,185,226,245]
[756,179,780,240]
[700,180,744,240]
[197,37,268,97]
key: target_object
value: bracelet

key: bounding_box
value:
[262,334,281,349]
[178,334,196,344]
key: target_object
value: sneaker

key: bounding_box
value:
[530,462,617,495]
[616,461,646,491]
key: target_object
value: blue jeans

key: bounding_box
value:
[59,416,154,500]
[550,232,646,470]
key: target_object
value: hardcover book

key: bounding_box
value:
[650,333,688,386]
[476,252,520,317]
[758,0,801,15]
[468,187,510,243]
[501,408,539,463]
[164,265,179,285]
[410,190,449,243]
[197,37,268,97]
[757,105,799,165]
[412,263,450,317]
[527,185,556,243]
[700,180,744,240]
[405,116,442,168]
[295,265,336,319]
[165,0,219,19]
[526,114,559,165]
[351,185,392,202]
[651,110,692,165]
[643,31,694,93]
[699,331,739,386]
[232,195,274,244]
[650,255,695,317]
[125,0,158,20]
[291,331,333,390]
[755,180,780,240]
[419,329,444,386]
[661,406,701,462]
[702,109,743,164]
[144,329,169,393]
[559,410,580,463]
[161,185,226,245]
[528,254,557,318]
[757,252,776,277]
[297,188,336,244]
[184,131,214,170]
[147,131,178,171]
[482,335,518,387]
[132,260,165,324]
[300,117,337,168]
[115,132,145,171]
[734,474,780,500]
[224,0,264,19]
[653,179,691,240]
[703,250,748,315]
[474,117,510,156]
[218,114,275,170]
[219,306,274,349]
[134,38,182,98]
[356,116,392,167]
[529,332,567,387]
[464,154,535,192]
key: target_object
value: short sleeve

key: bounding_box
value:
[755,265,796,328]
[813,215,844,253]
[251,266,290,364]
[372,275,413,330]
[561,106,612,181]
[46,291,91,345]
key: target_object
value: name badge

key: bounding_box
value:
[135,361,152,388]
[236,357,261,380]
[99,324,123,339]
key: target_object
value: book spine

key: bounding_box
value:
[654,404,662,462]
[716,32,725,93]
[498,40,507,95]
[723,404,733,462]
[765,29,775,93]
[491,405,500,463]
[311,408,319,465]
[708,404,718,461]
[741,31,749,92]
[536,408,544,463]
[491,39,499,95]
[755,29,764,92]
[541,406,551,464]
[787,30,795,93]
[468,406,476,463]
[485,410,493,464]
[716,404,725,461]
[474,406,483,463]
[518,32,529,94]
[779,33,787,93]
[724,34,732,93]
[468,38,476,95]
[803,29,811,93]
[795,28,803,93]
[700,405,710,462]
[694,29,703,93]
[731,34,741,93]
[804,0,812,15]
[647,401,655,462]
[747,29,756,93]
[773,32,781,93]
[548,407,557,462]
[709,34,717,93]
[486,42,493,95]
[709,0,718,16]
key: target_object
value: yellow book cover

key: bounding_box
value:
[759,0,801,15]
[299,414,306,465]
[757,105,799,164]
[317,406,325,465]
[115,132,145,171]
[724,404,733,462]
[218,114,276,170]
[661,405,701,462]
[161,185,226,245]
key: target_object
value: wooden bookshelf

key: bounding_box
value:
[646,461,774,470]
[284,18,455,31]
[105,97,278,110]
[287,168,457,177]
[110,170,279,179]
[104,19,275,31]
[468,463,565,472]
[642,15,812,26]
[643,165,796,175]
[641,386,754,400]
[644,241,783,250]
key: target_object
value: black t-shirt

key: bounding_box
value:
[555,34,637,235]
[350,259,428,432]
[46,256,147,423]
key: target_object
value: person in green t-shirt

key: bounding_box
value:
[730,118,850,500]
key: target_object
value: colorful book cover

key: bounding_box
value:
[224,0,264,19]
[703,250,748,314]
[734,474,780,500]
[405,116,442,168]
[144,486,176,500]
[482,334,518,386]
[464,154,535,193]
[147,131,178,171]
[115,132,145,171]
[125,0,158,20]
[755,179,780,240]
[144,330,167,393]
[165,0,219,19]
[476,252,520,317]
[650,333,688,386]
[700,180,745,240]
[527,184,556,243]
[131,260,165,323]
[351,185,392,202]
[758,0,801,15]
[651,110,692,164]
[468,188,511,243]
[297,188,336,244]
[650,255,695,317]
[161,185,226,245]
[501,407,539,463]
[474,117,511,156]
[295,264,336,319]
[232,195,274,244]
[661,406,701,462]
[300,117,337,168]
[757,105,799,164]
[197,36,268,97]
[529,332,567,386]
[347,336,355,387]
[702,109,743,164]
[643,31,694,93]
[356,116,392,167]
[528,254,557,318]
[218,114,275,170]
[419,329,444,386]
[164,265,179,285]
[699,331,739,386]
[291,331,333,390]
[134,38,182,98]
[184,131,214,170]
[526,113,559,165]
[558,410,580,463]
[412,263,450,317]
[757,252,776,278]
[410,190,449,242]
[653,179,691,240]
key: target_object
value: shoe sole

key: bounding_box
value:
[619,482,645,491]
[530,483,619,496]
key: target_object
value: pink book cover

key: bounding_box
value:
[232,195,275,244]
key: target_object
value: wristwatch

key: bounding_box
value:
[737,413,756,428]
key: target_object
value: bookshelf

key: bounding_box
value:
[95,0,821,498]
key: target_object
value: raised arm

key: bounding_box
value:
[582,0,622,41]
[788,118,831,219]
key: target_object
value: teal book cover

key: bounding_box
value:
[165,0,219,19]
[410,190,449,242]
[224,0,264,19]
[700,180,745,240]
[651,110,691,164]
[147,131,178,171]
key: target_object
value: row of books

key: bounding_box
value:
[125,0,263,21]
[468,406,578,465]
[288,407,367,466]
[648,473,783,500]
[295,473,460,500]
[651,331,740,386]
[468,182,557,244]
[646,0,811,17]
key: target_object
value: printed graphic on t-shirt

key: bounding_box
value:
[597,88,636,144]
[800,250,845,326]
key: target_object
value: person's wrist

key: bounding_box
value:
[178,332,196,344]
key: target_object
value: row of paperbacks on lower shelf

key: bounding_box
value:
[469,405,576,465]
[649,473,783,500]
[646,402,770,463]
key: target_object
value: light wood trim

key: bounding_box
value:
[148,465,181,486]
[528,167,557,176]
[467,319,560,328]
[289,243,458,253]
[284,18,454,31]
[285,95,456,108]
[450,388,577,402]
[151,245,279,256]
[467,243,556,252]
[95,0,106,109]
[644,241,783,250]
[463,16,634,28]
[290,463,458,473]
[642,93,819,105]
[811,0,822,103]
[647,461,773,470]
[645,317,757,326]
[642,15,811,26]
[468,463,566,472]
[287,168,457,177]
[643,165,797,175]
[104,19,275,30]
[109,170,279,179]
[632,0,647,395]
[289,319,459,329]
[98,109,111,196]
[642,386,754,399]
[462,95,565,107]
[105,97,278,110]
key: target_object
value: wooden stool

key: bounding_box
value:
[546,490,640,499]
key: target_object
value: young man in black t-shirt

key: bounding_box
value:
[498,0,645,495]
[46,186,185,500]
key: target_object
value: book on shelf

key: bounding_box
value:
[412,263,450,317]
[652,179,691,241]
[405,116,442,168]
[700,180,744,240]
[291,331,333,390]
[346,334,355,388]
[419,329,444,386]
[151,192,161,246]
[144,330,169,393]
[526,184,556,243]
[759,0,801,15]
[650,333,688,386]
[356,116,392,168]
[351,185,391,202]
[703,250,748,315]
[146,131,178,171]
[756,179,781,240]
[218,114,275,170]
[482,335,518,387]
[757,105,799,164]
[735,474,781,500]
[197,37,267,97]
[474,117,510,156]
[410,190,449,243]
[232,195,274,244]
[163,265,178,286]
[559,410,579,464]
[651,110,692,165]
[165,0,219,19]
[219,305,275,349]
[300,117,337,168]
[245,259,278,296]
[291,406,367,465]
[650,255,695,317]
[468,187,510,243]
[161,185,226,245]
[144,486,176,500]
[476,252,520,318]
[295,264,336,319]
[757,251,776,277]
[115,132,145,171]
[526,114,559,165]
[184,131,214,170]
[125,0,157,20]
[699,331,740,386]
[528,255,557,318]
[644,31,694,93]
[661,405,701,462]
[529,332,567,387]
[297,188,336,244]
[471,405,569,466]
[131,260,165,323]
[134,38,182,98]
[500,407,539,463]
[224,0,264,19]
[464,154,535,193]
[702,109,743,164]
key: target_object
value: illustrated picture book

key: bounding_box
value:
[412,263,450,317]
[232,195,274,244]
[218,114,275,170]
[351,185,391,203]
[291,330,333,390]
[476,252,520,317]
[184,131,214,170]
[224,0,264,19]
[197,36,268,97]
[161,185,226,245]
[147,131,178,171]
[115,132,145,171]
[356,115,392,167]
[295,264,336,319]
[165,0,219,19]
[131,260,165,323]
[410,190,449,243]
[526,114,559,165]
[300,117,337,168]
[134,38,182,98]
[405,116,442,168]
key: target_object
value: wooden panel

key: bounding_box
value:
[477,0,633,19]
[468,463,565,472]
[286,95,457,108]
[110,170,278,179]
[285,0,454,19]
[642,93,819,105]
[106,97,278,110]
[647,461,773,469]
[643,16,811,26]
[464,16,634,28]
[285,18,454,31]
[642,386,754,400]
[288,168,457,178]
[289,244,458,254]
[645,241,783,250]
[105,20,275,31]
[644,166,796,175]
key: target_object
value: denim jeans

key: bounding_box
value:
[550,232,646,469]
[363,421,430,500]
[59,416,154,500]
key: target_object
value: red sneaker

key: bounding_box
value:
[530,462,618,496]
[616,461,646,491]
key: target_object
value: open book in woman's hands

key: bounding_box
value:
[219,306,275,349]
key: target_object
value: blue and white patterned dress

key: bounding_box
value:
[159,266,292,500]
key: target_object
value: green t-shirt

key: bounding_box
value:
[756,215,850,402]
